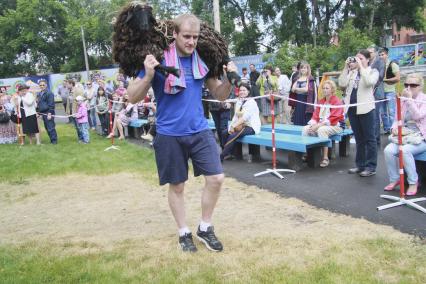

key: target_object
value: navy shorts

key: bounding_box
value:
[152,129,223,185]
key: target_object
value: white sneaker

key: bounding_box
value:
[141,133,154,141]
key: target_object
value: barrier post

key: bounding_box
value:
[104,99,120,151]
[254,92,295,179]
[377,95,426,213]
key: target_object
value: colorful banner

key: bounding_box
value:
[388,44,416,67]
[417,42,426,65]
[231,54,266,73]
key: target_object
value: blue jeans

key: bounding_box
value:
[97,113,108,135]
[77,122,90,143]
[42,114,57,144]
[381,92,396,132]
[374,102,383,145]
[221,126,255,159]
[384,141,426,184]
[210,109,230,149]
[88,108,97,129]
[347,108,377,171]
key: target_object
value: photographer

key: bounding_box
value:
[338,50,379,177]
[256,65,279,124]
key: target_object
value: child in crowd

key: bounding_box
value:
[95,87,109,136]
[75,96,90,143]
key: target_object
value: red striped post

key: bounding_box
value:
[270,92,276,169]
[396,96,405,199]
[109,99,114,146]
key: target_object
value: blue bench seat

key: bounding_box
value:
[261,124,353,157]
[129,119,148,128]
[235,131,330,169]
[127,119,148,138]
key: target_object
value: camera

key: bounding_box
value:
[348,57,356,63]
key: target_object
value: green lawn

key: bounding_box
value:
[1,124,157,184]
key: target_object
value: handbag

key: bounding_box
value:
[0,110,10,123]
[389,127,424,145]
[9,109,18,124]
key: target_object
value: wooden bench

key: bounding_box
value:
[128,119,148,138]
[261,124,353,157]
[235,131,330,170]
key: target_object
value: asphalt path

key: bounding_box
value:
[221,140,426,238]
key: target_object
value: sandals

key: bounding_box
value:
[320,158,329,168]
[406,183,418,196]
[384,180,400,191]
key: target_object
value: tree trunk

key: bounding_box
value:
[368,7,375,31]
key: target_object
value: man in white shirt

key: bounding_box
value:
[274,67,292,124]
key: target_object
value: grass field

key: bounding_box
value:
[1,124,426,283]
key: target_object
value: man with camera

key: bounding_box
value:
[256,66,279,124]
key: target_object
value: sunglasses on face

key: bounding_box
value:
[404,83,420,88]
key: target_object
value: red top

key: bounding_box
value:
[311,95,344,126]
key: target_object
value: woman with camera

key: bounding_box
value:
[338,49,379,177]
[220,83,261,161]
[291,61,317,126]
[0,86,17,144]
[383,73,426,196]
[256,65,279,124]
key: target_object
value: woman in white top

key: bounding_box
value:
[220,83,261,161]
[12,84,40,145]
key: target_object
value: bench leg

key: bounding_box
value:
[339,136,350,157]
[233,142,243,160]
[248,144,261,161]
[329,142,336,160]
[307,147,322,168]
[288,152,304,171]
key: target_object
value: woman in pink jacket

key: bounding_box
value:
[302,80,344,167]
[384,73,426,196]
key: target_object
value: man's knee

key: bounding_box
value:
[170,183,185,194]
[206,174,224,189]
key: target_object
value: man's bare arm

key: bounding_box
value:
[128,54,159,104]
[127,77,152,104]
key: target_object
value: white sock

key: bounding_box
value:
[199,220,212,232]
[178,227,191,237]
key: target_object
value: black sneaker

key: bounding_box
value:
[178,233,197,252]
[196,226,223,252]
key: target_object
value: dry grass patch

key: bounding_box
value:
[1,173,425,283]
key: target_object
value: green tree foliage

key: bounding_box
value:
[0,0,69,77]
[273,22,373,75]
[0,0,424,78]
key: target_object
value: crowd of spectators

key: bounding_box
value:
[0,45,424,195]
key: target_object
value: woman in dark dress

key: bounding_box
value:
[291,61,317,126]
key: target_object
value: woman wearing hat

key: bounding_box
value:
[12,84,40,145]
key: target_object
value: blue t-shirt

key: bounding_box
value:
[138,56,208,136]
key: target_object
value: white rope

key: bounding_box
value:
[202,93,392,109]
